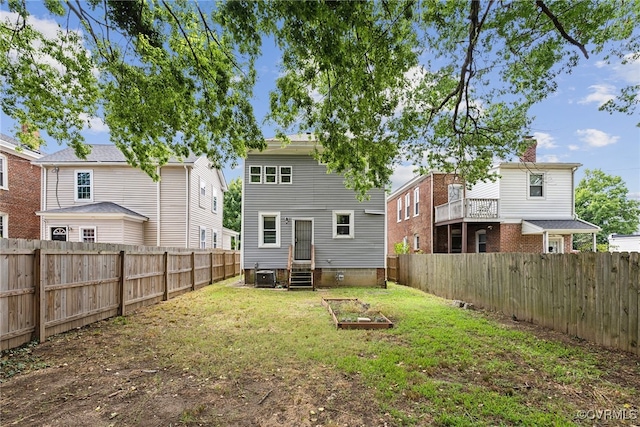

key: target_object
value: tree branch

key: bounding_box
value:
[536,0,589,59]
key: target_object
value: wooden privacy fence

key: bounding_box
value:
[387,252,640,357]
[0,239,240,351]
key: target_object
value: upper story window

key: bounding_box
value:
[80,227,96,243]
[333,210,354,239]
[279,166,292,184]
[212,229,218,248]
[396,198,402,222]
[405,193,410,219]
[0,213,6,238]
[0,154,7,190]
[75,170,93,202]
[259,212,280,248]
[199,179,206,208]
[414,187,420,216]
[212,186,218,213]
[249,166,262,183]
[264,166,277,183]
[529,173,544,197]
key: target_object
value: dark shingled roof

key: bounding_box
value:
[39,202,148,220]
[523,219,599,231]
[35,144,198,164]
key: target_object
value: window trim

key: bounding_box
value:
[264,165,278,184]
[476,229,487,253]
[404,193,410,220]
[396,198,402,223]
[199,226,207,249]
[413,187,420,216]
[414,234,420,251]
[258,211,281,248]
[0,153,7,190]
[74,170,94,202]
[249,166,262,184]
[333,210,355,239]
[211,186,218,213]
[0,212,7,238]
[212,229,218,248]
[528,172,545,199]
[279,166,292,184]
[79,226,97,243]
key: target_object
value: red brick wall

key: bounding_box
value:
[0,150,41,239]
[499,223,543,253]
[387,175,435,254]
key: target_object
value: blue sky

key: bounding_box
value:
[2,6,639,200]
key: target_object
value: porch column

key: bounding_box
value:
[462,222,468,253]
[543,231,549,254]
[592,233,597,252]
[447,224,452,254]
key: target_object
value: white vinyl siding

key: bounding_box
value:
[259,212,280,248]
[159,167,187,247]
[74,170,93,202]
[0,154,7,189]
[498,167,574,219]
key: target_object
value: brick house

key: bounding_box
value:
[387,141,600,254]
[0,134,42,239]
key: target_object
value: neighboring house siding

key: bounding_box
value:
[243,154,385,270]
[123,220,145,245]
[0,147,41,239]
[42,166,158,244]
[465,177,499,199]
[159,166,188,247]
[188,158,224,249]
[498,167,575,219]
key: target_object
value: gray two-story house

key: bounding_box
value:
[242,134,386,289]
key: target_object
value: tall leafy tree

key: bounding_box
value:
[2,0,638,193]
[574,169,640,249]
[223,177,242,234]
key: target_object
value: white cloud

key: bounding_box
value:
[578,84,616,106]
[576,128,619,147]
[79,114,109,133]
[568,144,580,151]
[538,154,560,162]
[389,164,419,193]
[629,191,640,202]
[616,53,640,85]
[532,132,557,149]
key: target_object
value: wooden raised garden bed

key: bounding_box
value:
[322,298,393,329]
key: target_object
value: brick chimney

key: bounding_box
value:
[519,136,537,163]
[21,123,40,139]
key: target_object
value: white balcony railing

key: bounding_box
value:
[435,198,499,223]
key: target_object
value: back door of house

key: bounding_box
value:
[294,220,312,261]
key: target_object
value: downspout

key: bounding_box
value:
[156,166,161,247]
[185,165,190,248]
[42,166,47,239]
[571,166,578,219]
[430,173,434,253]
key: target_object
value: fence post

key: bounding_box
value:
[222,251,227,279]
[210,251,214,284]
[33,249,46,343]
[191,251,196,291]
[163,251,169,301]
[119,250,126,316]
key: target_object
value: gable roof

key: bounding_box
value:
[0,133,42,160]
[254,133,321,155]
[36,201,148,221]
[34,144,199,164]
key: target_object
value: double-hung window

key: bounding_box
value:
[212,186,218,213]
[279,166,292,184]
[199,226,207,249]
[264,166,277,183]
[397,198,402,222]
[0,213,6,238]
[529,173,544,197]
[414,187,419,216]
[405,193,410,219]
[333,210,354,239]
[212,229,218,248]
[199,179,206,208]
[75,170,93,202]
[0,154,7,190]
[249,166,262,183]
[259,212,280,247]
